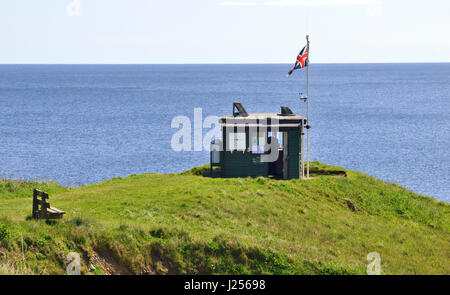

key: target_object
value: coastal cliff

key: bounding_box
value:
[0,162,448,275]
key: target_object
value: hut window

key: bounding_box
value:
[228,132,246,152]
[250,130,266,154]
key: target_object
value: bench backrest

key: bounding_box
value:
[32,189,50,218]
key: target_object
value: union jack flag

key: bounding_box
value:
[287,45,308,77]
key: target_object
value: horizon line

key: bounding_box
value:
[0,61,449,65]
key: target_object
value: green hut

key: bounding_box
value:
[211,103,306,179]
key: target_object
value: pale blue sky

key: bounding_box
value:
[1,0,449,63]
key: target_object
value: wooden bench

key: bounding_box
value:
[32,189,65,219]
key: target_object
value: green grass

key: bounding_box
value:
[0,162,448,275]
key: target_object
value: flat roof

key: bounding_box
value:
[221,123,301,130]
[220,113,306,122]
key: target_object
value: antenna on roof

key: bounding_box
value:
[233,102,248,117]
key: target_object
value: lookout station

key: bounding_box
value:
[211,103,306,179]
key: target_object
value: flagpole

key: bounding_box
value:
[301,95,305,179]
[306,35,310,179]
[300,93,305,179]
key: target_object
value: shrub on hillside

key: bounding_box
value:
[0,223,11,245]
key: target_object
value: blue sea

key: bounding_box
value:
[0,64,449,201]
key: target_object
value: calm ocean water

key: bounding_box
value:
[0,64,449,201]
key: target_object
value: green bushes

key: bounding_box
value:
[0,223,11,246]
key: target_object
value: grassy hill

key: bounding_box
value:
[0,162,448,275]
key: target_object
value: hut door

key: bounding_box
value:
[283,132,289,180]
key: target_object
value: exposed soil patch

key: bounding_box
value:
[90,249,130,275]
[344,198,358,212]
[0,247,7,259]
